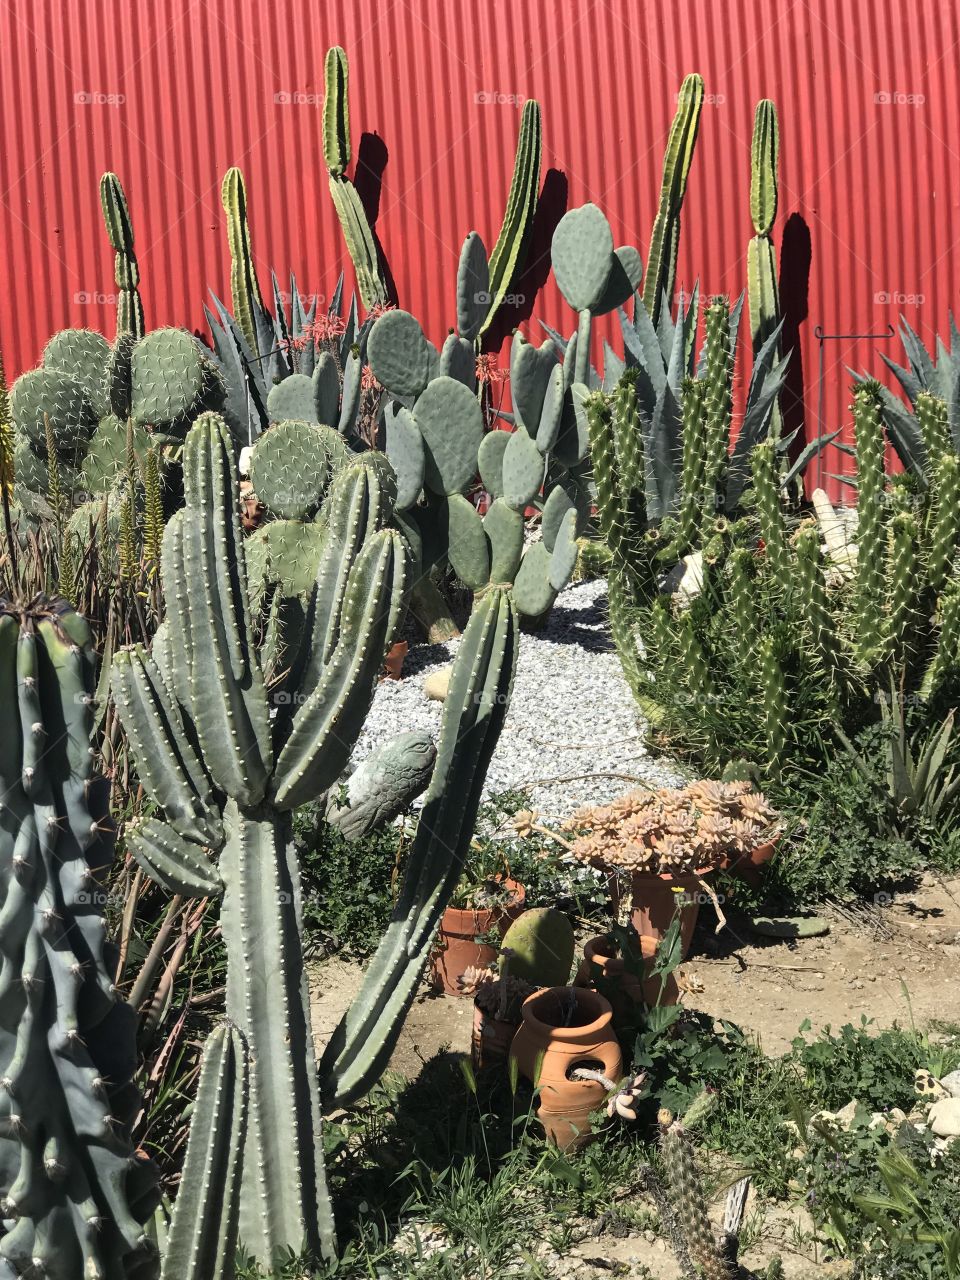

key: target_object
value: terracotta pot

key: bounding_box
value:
[471,1001,516,1071]
[429,878,525,995]
[629,867,713,960]
[723,837,779,889]
[510,987,622,1150]
[574,933,679,1012]
[383,640,408,681]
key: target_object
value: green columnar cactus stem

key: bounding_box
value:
[676,378,707,551]
[746,100,780,358]
[853,383,888,664]
[322,47,350,177]
[142,447,164,574]
[607,568,644,694]
[921,581,960,696]
[928,451,960,593]
[322,48,388,310]
[612,375,646,544]
[0,599,159,1278]
[793,523,837,674]
[726,547,759,660]
[585,392,625,565]
[658,1116,731,1280]
[643,74,705,325]
[751,440,786,577]
[887,510,920,667]
[759,630,787,776]
[915,391,951,464]
[677,611,714,703]
[479,99,542,338]
[700,297,733,528]
[100,173,145,339]
[221,168,265,355]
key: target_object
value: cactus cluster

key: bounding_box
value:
[0,598,158,1278]
[111,412,519,1268]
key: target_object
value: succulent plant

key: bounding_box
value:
[643,74,705,326]
[657,1111,731,1280]
[112,412,519,1267]
[100,172,145,339]
[746,100,780,359]
[0,597,159,1278]
[500,908,576,988]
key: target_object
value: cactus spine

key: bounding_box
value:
[643,74,705,324]
[0,599,159,1278]
[726,546,759,660]
[915,391,951,464]
[794,522,838,676]
[746,100,780,358]
[676,377,707,551]
[751,439,786,577]
[922,581,960,696]
[928,451,960,593]
[100,173,145,339]
[586,392,626,565]
[759,629,787,775]
[852,383,887,664]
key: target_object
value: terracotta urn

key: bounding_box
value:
[629,867,714,959]
[574,933,679,1014]
[510,987,622,1150]
[471,1001,517,1071]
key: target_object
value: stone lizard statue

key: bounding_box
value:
[325,730,437,840]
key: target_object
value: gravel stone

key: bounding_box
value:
[351,578,685,819]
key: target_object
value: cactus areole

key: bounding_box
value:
[0,596,159,1279]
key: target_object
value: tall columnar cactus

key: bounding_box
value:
[887,510,921,667]
[0,598,159,1279]
[746,100,780,358]
[586,391,626,566]
[915,391,951,464]
[922,581,960,697]
[726,546,759,660]
[793,521,838,676]
[322,47,389,311]
[750,439,787,577]
[221,168,266,355]
[927,451,960,593]
[100,173,145,340]
[478,99,542,338]
[612,373,646,544]
[657,1113,731,1280]
[852,382,888,664]
[112,413,518,1267]
[677,610,714,703]
[675,377,706,551]
[700,297,734,526]
[643,74,705,325]
[759,628,787,776]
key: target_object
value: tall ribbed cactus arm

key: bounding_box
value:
[219,807,334,1263]
[852,382,888,664]
[160,1025,249,1280]
[322,47,350,177]
[700,296,734,524]
[111,647,222,846]
[0,602,158,1280]
[99,173,145,340]
[643,73,705,325]
[320,590,519,1106]
[585,391,625,565]
[272,529,407,809]
[328,176,388,311]
[181,414,272,805]
[479,99,542,338]
[221,167,265,355]
[747,100,780,357]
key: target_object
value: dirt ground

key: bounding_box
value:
[309,871,960,1276]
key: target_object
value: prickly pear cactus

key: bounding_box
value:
[500,908,575,987]
[0,598,159,1279]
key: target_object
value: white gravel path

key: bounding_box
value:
[351,578,686,819]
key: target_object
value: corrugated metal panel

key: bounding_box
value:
[1,0,956,499]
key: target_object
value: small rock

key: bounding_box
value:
[423,665,452,701]
[929,1097,960,1138]
[940,1069,960,1099]
[915,1068,949,1101]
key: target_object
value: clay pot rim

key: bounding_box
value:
[442,877,525,933]
[630,865,716,884]
[520,986,613,1040]
[719,835,780,871]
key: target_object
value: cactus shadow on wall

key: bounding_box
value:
[354,131,398,304]
[483,167,568,351]
[778,211,812,455]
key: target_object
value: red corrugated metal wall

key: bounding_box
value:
[1,0,957,499]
